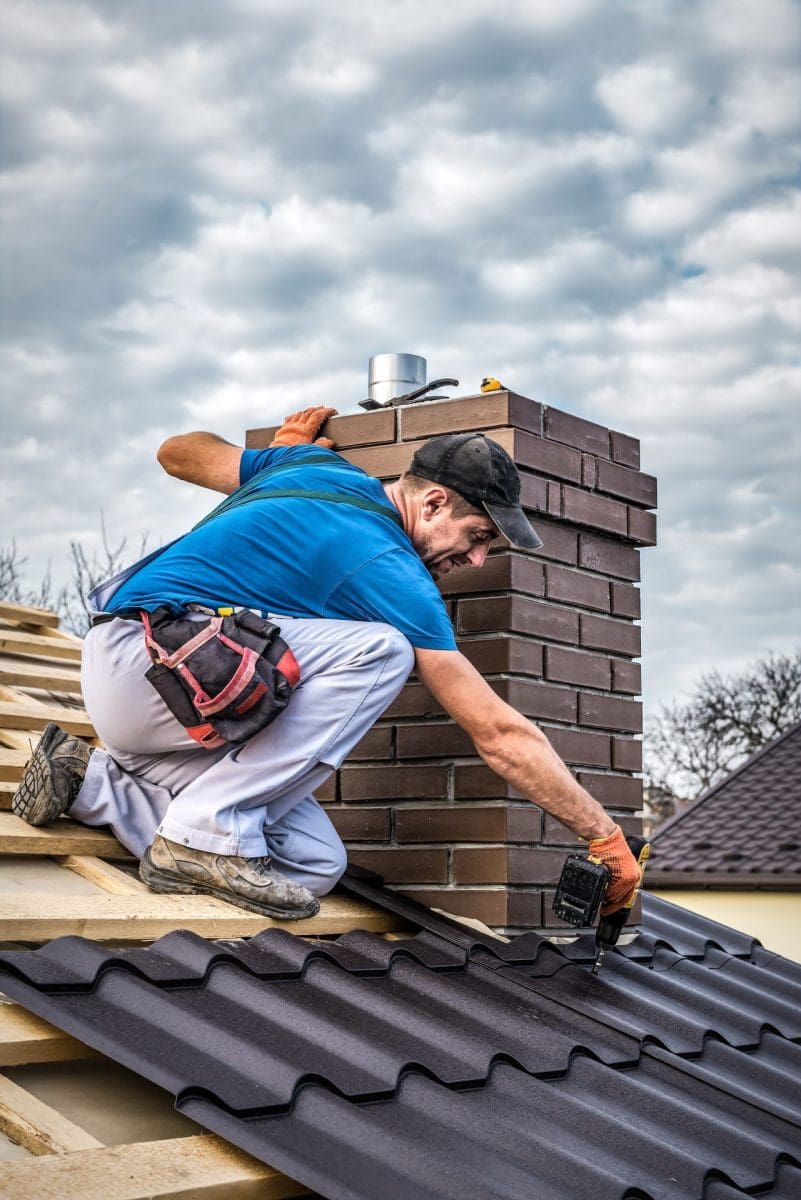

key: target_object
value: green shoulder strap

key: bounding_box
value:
[192,453,402,531]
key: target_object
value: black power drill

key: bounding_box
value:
[552,834,651,973]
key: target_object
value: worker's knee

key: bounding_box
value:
[309,840,348,896]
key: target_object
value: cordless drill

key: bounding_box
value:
[552,834,651,973]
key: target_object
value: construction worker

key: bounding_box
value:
[13,407,640,920]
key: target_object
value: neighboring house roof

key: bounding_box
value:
[647,721,801,888]
[1,871,800,1200]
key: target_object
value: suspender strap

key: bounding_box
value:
[192,454,402,531]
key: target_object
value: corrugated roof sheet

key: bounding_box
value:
[0,875,799,1200]
[648,721,801,885]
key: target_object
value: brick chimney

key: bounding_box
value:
[247,389,655,934]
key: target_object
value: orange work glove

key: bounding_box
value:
[269,406,338,449]
[589,824,641,916]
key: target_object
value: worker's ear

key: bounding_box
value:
[420,487,449,522]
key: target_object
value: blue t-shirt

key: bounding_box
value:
[108,445,457,650]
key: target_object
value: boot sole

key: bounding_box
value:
[139,850,320,921]
[12,724,73,826]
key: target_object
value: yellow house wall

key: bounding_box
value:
[650,891,801,964]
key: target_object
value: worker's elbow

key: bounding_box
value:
[157,436,185,477]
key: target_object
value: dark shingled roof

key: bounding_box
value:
[0,871,799,1199]
[648,721,801,887]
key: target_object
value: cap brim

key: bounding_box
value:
[483,501,543,551]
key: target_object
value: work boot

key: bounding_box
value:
[139,834,321,921]
[12,722,92,826]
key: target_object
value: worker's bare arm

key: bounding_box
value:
[414,648,616,842]
[157,432,244,494]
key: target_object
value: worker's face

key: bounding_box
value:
[414,490,499,581]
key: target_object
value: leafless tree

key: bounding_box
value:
[644,649,801,824]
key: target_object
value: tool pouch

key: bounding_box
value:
[141,607,300,750]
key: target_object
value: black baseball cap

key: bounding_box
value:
[408,432,543,551]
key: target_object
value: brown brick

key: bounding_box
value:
[578,533,640,581]
[580,613,641,657]
[452,847,509,884]
[246,407,396,450]
[397,805,510,843]
[543,727,611,767]
[340,764,448,801]
[457,595,579,644]
[398,887,509,925]
[505,678,577,723]
[579,693,643,734]
[596,458,657,507]
[439,553,545,597]
[562,486,628,537]
[506,890,543,927]
[515,430,582,482]
[519,473,549,513]
[581,454,597,488]
[327,806,391,842]
[524,516,578,565]
[506,806,544,841]
[507,846,567,885]
[610,582,641,619]
[547,481,562,517]
[396,722,473,759]
[612,660,642,694]
[542,812,643,845]
[383,683,443,720]
[317,774,337,802]
[544,408,610,458]
[612,737,643,771]
[458,636,544,677]
[577,772,643,810]
[545,646,611,689]
[349,848,449,883]
[347,726,394,761]
[628,507,657,546]
[399,391,543,440]
[545,565,610,612]
[341,439,424,480]
[610,431,640,469]
[454,764,522,799]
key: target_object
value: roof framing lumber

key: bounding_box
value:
[0,660,82,693]
[0,630,82,662]
[0,701,94,738]
[0,1004,97,1068]
[0,601,61,629]
[56,855,150,894]
[0,1073,103,1155]
[0,891,399,941]
[0,814,131,858]
[0,1133,306,1199]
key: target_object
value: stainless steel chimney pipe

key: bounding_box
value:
[367,353,427,409]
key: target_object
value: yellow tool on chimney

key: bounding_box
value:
[480,377,504,392]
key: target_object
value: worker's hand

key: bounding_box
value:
[269,406,338,449]
[589,824,641,916]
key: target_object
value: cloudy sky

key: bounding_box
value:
[1,0,799,718]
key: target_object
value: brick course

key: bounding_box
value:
[247,388,653,933]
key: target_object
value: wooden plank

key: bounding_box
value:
[0,1073,102,1154]
[0,660,83,694]
[0,892,399,941]
[0,631,82,662]
[0,601,61,629]
[0,749,29,782]
[0,814,131,859]
[0,1005,97,1067]
[0,1133,306,1199]
[56,856,150,895]
[0,701,94,738]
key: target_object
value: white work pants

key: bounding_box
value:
[73,615,414,896]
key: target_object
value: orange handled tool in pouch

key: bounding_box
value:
[552,834,651,974]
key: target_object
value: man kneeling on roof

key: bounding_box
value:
[13,406,640,921]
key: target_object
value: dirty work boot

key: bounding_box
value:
[139,834,321,921]
[12,722,92,826]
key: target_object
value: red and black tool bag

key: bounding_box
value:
[141,607,300,750]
